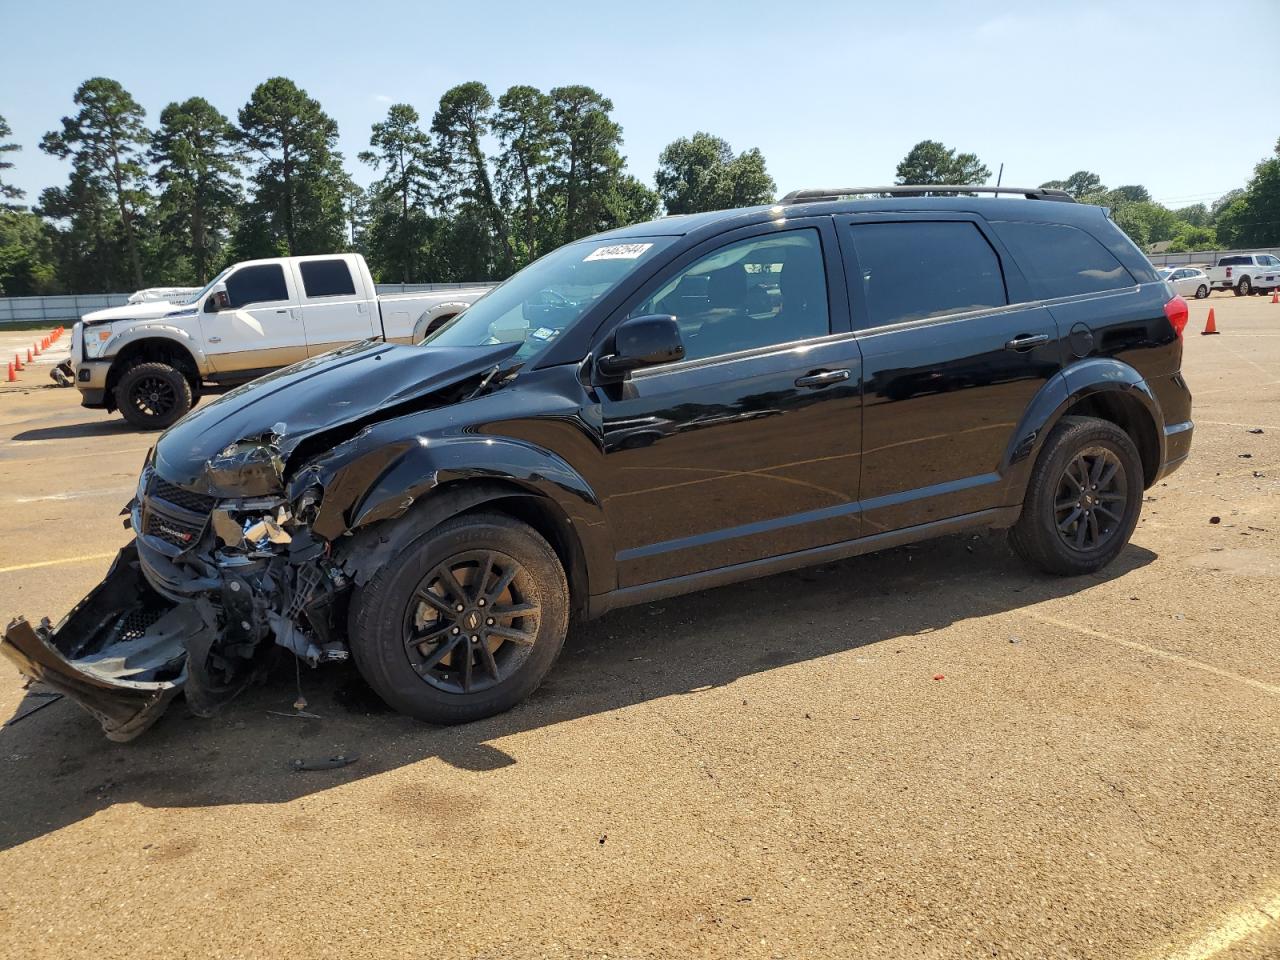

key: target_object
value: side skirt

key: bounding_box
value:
[586,506,1021,618]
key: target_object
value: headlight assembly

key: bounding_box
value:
[82,323,115,358]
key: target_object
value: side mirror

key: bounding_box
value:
[205,283,230,313]
[597,314,684,378]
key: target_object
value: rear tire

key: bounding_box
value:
[115,361,192,430]
[1009,416,1144,576]
[1235,277,1252,296]
[1195,284,1208,299]
[348,512,569,724]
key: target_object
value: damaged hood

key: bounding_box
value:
[154,340,522,496]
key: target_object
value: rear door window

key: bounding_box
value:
[992,221,1134,298]
[299,259,357,298]
[845,221,1007,328]
[226,264,289,308]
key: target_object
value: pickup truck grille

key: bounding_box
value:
[139,467,214,553]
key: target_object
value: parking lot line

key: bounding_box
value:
[1153,888,1280,960]
[0,552,118,575]
[1022,610,1280,699]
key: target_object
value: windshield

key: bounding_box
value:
[423,236,676,361]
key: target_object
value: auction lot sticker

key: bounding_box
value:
[584,243,653,261]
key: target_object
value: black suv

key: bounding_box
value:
[3,186,1194,740]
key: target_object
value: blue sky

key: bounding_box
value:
[3,0,1277,210]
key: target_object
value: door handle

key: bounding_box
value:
[207,336,222,343]
[795,368,851,389]
[1004,333,1050,351]
[275,309,289,314]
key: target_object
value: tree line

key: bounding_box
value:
[1,80,1277,296]
[0,77,775,296]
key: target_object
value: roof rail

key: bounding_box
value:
[777,185,1075,204]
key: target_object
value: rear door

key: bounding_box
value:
[200,262,305,374]
[291,256,378,356]
[836,213,1063,533]
[593,218,864,586]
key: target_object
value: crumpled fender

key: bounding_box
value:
[295,430,612,592]
[999,357,1162,499]
[102,321,209,369]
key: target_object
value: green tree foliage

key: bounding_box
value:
[431,82,512,276]
[493,85,556,266]
[1111,184,1151,203]
[358,103,434,281]
[0,114,23,209]
[235,77,352,258]
[1174,204,1210,228]
[895,140,991,186]
[1214,151,1280,248]
[548,85,656,243]
[0,210,58,294]
[150,97,242,284]
[40,78,152,288]
[655,131,775,214]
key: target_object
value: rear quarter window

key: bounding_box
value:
[992,221,1135,299]
[1218,256,1250,266]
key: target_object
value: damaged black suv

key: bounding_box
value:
[3,186,1194,740]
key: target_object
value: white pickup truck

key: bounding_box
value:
[1206,253,1280,297]
[72,253,490,428]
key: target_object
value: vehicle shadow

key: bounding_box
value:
[0,532,1156,851]
[11,419,141,442]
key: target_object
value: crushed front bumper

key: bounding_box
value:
[1,542,213,741]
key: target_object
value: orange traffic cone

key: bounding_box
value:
[26,348,34,362]
[1202,308,1220,335]
[6,362,15,382]
[1272,291,1278,304]
[13,352,23,371]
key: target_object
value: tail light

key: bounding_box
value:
[1226,266,1233,278]
[1165,295,1189,338]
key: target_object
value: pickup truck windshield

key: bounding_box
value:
[423,237,675,361]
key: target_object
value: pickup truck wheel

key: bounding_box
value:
[1009,416,1144,576]
[115,361,193,430]
[1195,284,1209,299]
[1235,277,1252,296]
[348,512,569,724]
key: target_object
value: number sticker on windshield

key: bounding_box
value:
[584,243,653,262]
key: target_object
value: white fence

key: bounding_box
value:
[1147,247,1280,268]
[0,282,496,327]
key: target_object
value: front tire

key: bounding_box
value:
[1235,277,1252,296]
[348,512,569,724]
[115,361,192,430]
[1009,416,1144,576]
[1195,284,1209,299]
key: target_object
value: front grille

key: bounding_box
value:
[149,474,217,514]
[144,510,205,548]
[139,467,214,554]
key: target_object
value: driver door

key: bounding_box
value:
[593,219,864,587]
[200,263,306,375]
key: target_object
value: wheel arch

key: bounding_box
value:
[1002,360,1164,499]
[104,333,203,402]
[411,301,472,341]
[337,478,596,618]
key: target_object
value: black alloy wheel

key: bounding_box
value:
[114,361,193,430]
[1009,416,1144,576]
[130,373,177,419]
[349,512,570,724]
[1053,446,1128,552]
[403,549,540,695]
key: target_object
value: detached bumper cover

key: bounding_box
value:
[1,542,211,742]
